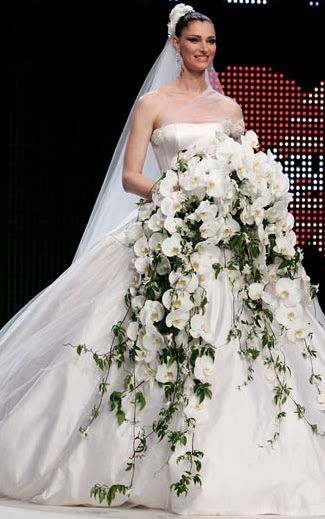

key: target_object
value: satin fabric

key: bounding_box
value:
[0,122,325,515]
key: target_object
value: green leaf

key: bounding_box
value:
[110,391,122,411]
[310,284,319,300]
[76,344,84,355]
[194,382,212,403]
[91,406,100,418]
[311,423,318,434]
[135,391,146,410]
[123,374,132,391]
[294,404,305,418]
[212,262,222,279]
[116,409,126,426]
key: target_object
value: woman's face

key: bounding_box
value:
[173,20,217,72]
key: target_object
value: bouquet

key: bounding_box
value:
[73,127,325,506]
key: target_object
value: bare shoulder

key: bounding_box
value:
[135,90,165,122]
[138,90,166,109]
[221,93,244,120]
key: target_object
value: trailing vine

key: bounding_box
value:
[68,126,325,506]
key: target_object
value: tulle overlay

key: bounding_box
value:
[1,121,325,515]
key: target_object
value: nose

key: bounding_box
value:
[200,41,209,54]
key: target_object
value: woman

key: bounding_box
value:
[1,4,325,516]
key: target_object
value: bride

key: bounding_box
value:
[1,4,325,516]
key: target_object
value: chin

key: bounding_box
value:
[191,60,212,72]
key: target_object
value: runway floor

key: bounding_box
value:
[0,499,324,519]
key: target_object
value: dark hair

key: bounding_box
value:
[175,11,214,37]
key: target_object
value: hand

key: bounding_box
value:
[145,181,157,202]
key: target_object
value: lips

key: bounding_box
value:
[195,56,209,61]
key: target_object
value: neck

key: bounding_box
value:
[175,70,209,95]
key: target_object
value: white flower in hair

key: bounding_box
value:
[167,3,194,38]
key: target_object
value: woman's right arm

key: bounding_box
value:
[122,92,160,201]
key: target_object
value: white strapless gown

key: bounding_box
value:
[1,122,325,516]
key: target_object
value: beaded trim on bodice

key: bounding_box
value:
[151,119,245,146]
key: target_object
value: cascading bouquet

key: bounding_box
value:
[72,126,325,506]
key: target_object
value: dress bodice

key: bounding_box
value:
[150,120,245,172]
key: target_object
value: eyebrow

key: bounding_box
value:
[187,34,216,38]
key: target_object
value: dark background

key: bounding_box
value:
[4,0,324,325]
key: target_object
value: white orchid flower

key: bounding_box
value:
[190,314,213,342]
[131,295,145,311]
[274,231,296,258]
[162,289,173,309]
[220,216,240,241]
[135,347,157,364]
[135,361,157,388]
[139,300,165,325]
[270,170,290,199]
[166,309,190,330]
[199,218,219,239]
[148,232,166,251]
[178,170,199,192]
[287,319,310,342]
[193,156,220,177]
[163,288,193,312]
[265,201,286,223]
[184,394,209,422]
[282,212,295,232]
[195,200,218,221]
[215,137,243,161]
[205,170,227,198]
[248,282,265,300]
[194,355,214,382]
[275,278,302,307]
[164,216,184,234]
[142,325,165,351]
[242,129,259,149]
[175,273,199,293]
[176,291,194,312]
[190,252,211,272]
[250,195,272,226]
[133,235,150,257]
[156,362,178,384]
[251,151,270,177]
[275,304,303,328]
[147,209,165,231]
[161,233,183,257]
[160,196,182,217]
[159,170,180,197]
[126,321,139,341]
[134,256,151,275]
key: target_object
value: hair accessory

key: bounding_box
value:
[167,3,194,38]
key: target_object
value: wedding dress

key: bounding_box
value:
[1,89,325,516]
